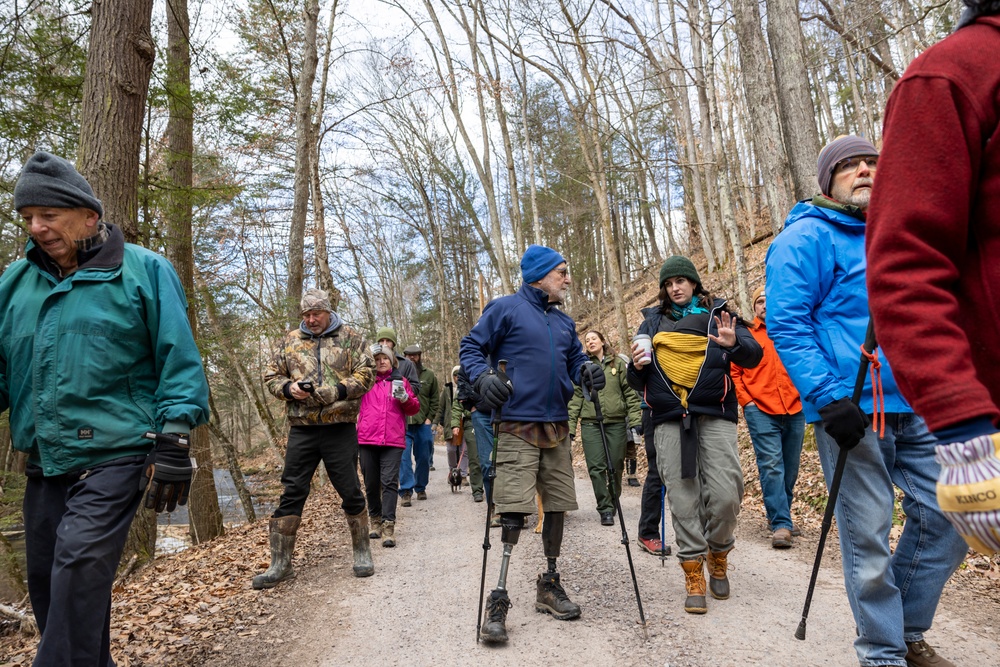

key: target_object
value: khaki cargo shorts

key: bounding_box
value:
[493,432,578,514]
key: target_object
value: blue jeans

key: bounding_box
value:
[470,409,495,501]
[813,413,967,666]
[743,405,805,531]
[400,423,433,494]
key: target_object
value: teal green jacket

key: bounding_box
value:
[0,224,210,476]
[568,353,642,428]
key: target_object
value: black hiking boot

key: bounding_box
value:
[535,572,581,620]
[480,589,512,643]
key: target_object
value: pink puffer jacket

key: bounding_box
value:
[356,371,420,447]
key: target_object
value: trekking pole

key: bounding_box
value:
[795,319,877,641]
[584,365,648,639]
[660,485,667,568]
[476,360,509,643]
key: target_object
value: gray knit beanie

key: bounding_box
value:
[13,152,104,218]
[659,256,701,289]
[816,136,879,197]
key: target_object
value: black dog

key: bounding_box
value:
[448,466,463,492]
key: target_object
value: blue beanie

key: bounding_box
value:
[13,152,104,218]
[520,245,566,284]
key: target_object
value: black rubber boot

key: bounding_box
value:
[535,572,581,620]
[252,515,300,590]
[480,589,512,643]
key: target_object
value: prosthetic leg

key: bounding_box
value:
[479,513,525,643]
[535,512,582,620]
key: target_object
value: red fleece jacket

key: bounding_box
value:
[867,16,1000,432]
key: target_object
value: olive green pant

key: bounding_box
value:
[581,422,627,514]
[463,417,483,494]
[493,432,579,514]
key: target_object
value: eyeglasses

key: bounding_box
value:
[553,267,569,276]
[833,155,878,175]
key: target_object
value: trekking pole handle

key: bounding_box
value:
[851,318,878,405]
[491,360,510,427]
[582,365,604,422]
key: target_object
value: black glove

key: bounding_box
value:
[474,370,513,411]
[579,362,606,394]
[140,433,193,513]
[818,398,871,450]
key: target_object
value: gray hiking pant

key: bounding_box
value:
[654,416,743,560]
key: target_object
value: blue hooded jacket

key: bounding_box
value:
[459,283,588,423]
[765,199,912,423]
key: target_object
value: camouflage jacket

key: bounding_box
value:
[264,324,375,426]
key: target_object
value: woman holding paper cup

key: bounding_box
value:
[626,255,762,615]
[357,343,420,547]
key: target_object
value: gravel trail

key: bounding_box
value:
[209,442,1000,667]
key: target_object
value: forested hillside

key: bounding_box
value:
[0,1,986,657]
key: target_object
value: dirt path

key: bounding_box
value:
[209,443,1000,667]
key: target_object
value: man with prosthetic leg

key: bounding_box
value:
[461,244,604,644]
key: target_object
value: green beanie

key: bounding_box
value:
[659,256,701,288]
[375,326,398,346]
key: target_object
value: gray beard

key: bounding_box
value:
[845,189,871,210]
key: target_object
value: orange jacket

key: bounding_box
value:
[731,317,802,416]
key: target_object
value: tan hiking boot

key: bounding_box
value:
[680,557,708,614]
[772,528,793,549]
[706,548,731,600]
[382,520,396,548]
[369,515,382,540]
[252,515,300,590]
[345,511,375,577]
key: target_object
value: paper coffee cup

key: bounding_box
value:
[632,334,653,363]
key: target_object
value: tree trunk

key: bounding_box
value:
[164,0,223,546]
[516,57,542,246]
[766,0,821,201]
[208,394,256,523]
[286,0,320,325]
[76,0,155,243]
[703,0,751,314]
[310,0,340,306]
[689,0,727,268]
[730,0,794,235]
[121,505,156,573]
[0,532,26,604]
[422,0,512,293]
[77,0,157,567]
[197,273,284,460]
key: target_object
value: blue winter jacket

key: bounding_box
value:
[459,283,588,423]
[765,199,912,423]
[0,224,210,476]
